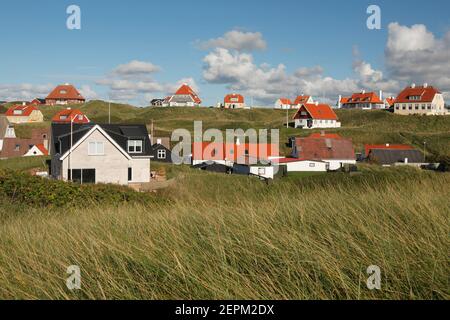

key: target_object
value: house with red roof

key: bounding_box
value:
[339,90,385,109]
[393,84,447,115]
[24,143,49,157]
[5,103,44,124]
[0,128,50,159]
[46,84,85,106]
[165,84,202,107]
[293,102,341,129]
[293,95,314,106]
[290,136,356,170]
[223,93,245,109]
[384,96,396,109]
[274,98,292,109]
[52,108,90,124]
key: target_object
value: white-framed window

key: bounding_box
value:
[128,140,143,153]
[13,110,23,115]
[88,141,104,156]
[309,163,316,167]
[78,115,84,121]
[157,149,166,159]
[258,168,266,175]
[60,115,68,120]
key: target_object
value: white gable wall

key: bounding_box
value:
[60,129,150,185]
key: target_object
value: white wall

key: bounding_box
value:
[285,160,327,172]
[294,119,341,129]
[250,166,274,179]
[325,159,356,171]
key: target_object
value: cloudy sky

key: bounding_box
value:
[0,0,449,106]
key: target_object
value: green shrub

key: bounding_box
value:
[0,170,164,208]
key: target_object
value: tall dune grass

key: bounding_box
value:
[0,167,448,299]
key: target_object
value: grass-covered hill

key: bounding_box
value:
[9,100,450,159]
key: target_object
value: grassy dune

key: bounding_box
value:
[0,166,448,299]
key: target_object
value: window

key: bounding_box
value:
[60,115,68,120]
[14,144,20,151]
[157,149,166,159]
[78,115,83,121]
[258,168,266,175]
[309,163,316,167]
[128,168,132,181]
[13,110,23,115]
[68,169,96,184]
[60,90,67,94]
[128,140,143,153]
[88,142,104,155]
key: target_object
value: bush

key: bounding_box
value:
[0,170,164,208]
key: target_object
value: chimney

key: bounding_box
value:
[411,83,416,88]
[404,157,408,164]
[157,138,162,145]
[320,130,325,137]
[386,143,390,147]
[325,139,332,149]
[22,102,26,106]
[236,138,241,145]
[379,90,383,101]
[362,89,366,94]
[315,101,319,106]
[424,83,428,88]
[338,95,342,108]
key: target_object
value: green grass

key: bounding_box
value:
[0,156,49,171]
[0,166,448,299]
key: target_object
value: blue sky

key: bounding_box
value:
[0,0,449,106]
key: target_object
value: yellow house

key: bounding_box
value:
[5,103,44,124]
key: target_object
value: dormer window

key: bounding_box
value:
[128,140,143,153]
[60,90,67,94]
[13,110,23,115]
[60,115,68,120]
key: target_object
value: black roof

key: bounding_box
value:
[369,149,424,165]
[51,123,152,157]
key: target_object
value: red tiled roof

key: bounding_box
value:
[364,144,414,157]
[345,92,383,104]
[294,103,338,120]
[394,85,439,104]
[52,109,90,123]
[192,142,279,162]
[224,93,244,104]
[294,137,355,161]
[35,143,49,156]
[308,132,342,139]
[46,84,85,100]
[278,98,292,105]
[293,95,311,105]
[340,97,350,104]
[5,104,39,117]
[174,84,202,104]
[272,157,324,164]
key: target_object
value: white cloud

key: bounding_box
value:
[0,83,54,101]
[198,30,267,52]
[386,22,450,95]
[112,60,161,76]
[79,85,98,100]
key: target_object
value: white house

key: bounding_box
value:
[394,84,447,115]
[274,98,292,109]
[50,123,152,185]
[273,158,328,172]
[293,102,341,129]
[291,136,356,170]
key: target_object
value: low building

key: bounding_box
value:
[272,157,328,172]
[50,123,152,185]
[223,93,245,109]
[52,108,90,124]
[293,102,341,129]
[0,115,16,153]
[367,148,425,166]
[46,84,85,106]
[340,91,385,109]
[165,84,201,107]
[274,98,292,109]
[150,99,165,107]
[393,84,447,115]
[291,136,356,170]
[364,144,415,158]
[5,103,44,124]
[30,98,46,105]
